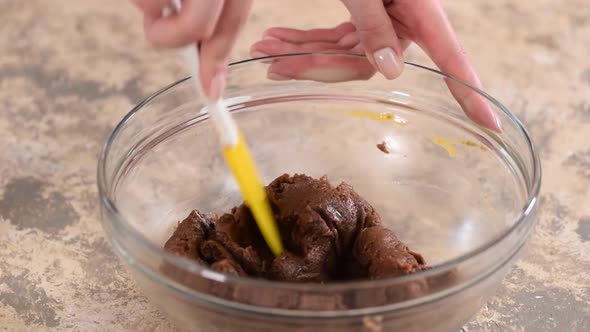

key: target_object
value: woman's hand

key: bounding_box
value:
[132,0,252,98]
[251,0,501,132]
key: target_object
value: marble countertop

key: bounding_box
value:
[1,0,589,331]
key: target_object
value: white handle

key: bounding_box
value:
[165,0,238,147]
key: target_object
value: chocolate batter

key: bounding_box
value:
[164,174,427,282]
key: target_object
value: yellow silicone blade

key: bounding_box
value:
[222,131,284,256]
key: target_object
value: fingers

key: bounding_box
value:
[340,0,404,79]
[253,25,360,59]
[140,0,225,48]
[133,0,251,100]
[251,37,353,57]
[267,55,376,83]
[249,23,414,83]
[263,22,356,44]
[250,29,376,82]
[412,1,501,132]
[199,0,253,99]
[256,40,375,83]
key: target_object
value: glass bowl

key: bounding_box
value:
[98,54,540,331]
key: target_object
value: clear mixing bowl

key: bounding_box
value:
[98,54,541,331]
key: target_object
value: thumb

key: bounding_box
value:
[341,0,404,79]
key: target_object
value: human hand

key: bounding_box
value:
[132,0,252,99]
[250,0,501,132]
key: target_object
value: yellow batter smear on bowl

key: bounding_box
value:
[481,193,495,211]
[431,136,487,158]
[432,137,458,157]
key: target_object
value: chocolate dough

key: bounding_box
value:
[164,174,427,282]
[377,142,390,154]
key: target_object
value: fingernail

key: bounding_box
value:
[464,94,503,133]
[373,47,404,79]
[208,70,226,100]
[492,113,503,133]
[251,51,269,59]
[268,72,291,81]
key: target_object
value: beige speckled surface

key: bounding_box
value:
[1,0,589,331]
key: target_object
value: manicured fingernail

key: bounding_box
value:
[373,47,404,79]
[251,51,269,59]
[208,70,226,100]
[492,113,503,133]
[464,94,503,133]
[268,72,291,81]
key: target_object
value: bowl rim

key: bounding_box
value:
[98,53,541,294]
